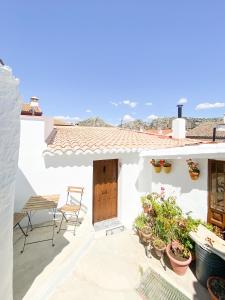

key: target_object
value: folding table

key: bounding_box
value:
[21,194,59,253]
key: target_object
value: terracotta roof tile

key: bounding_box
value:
[187,122,225,139]
[45,126,202,155]
[21,103,42,116]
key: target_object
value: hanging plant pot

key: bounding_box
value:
[189,171,200,180]
[163,165,172,173]
[154,166,161,173]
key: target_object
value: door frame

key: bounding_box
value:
[208,159,225,229]
[92,159,118,224]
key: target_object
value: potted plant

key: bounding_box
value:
[166,240,192,276]
[207,277,225,300]
[141,226,153,243]
[162,160,172,173]
[141,195,152,214]
[150,159,161,173]
[152,238,166,258]
[133,213,148,239]
[186,159,200,180]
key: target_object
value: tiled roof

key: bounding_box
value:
[21,103,42,116]
[146,129,172,137]
[187,122,225,139]
[44,126,202,155]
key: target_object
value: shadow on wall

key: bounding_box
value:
[44,154,92,168]
[14,168,37,212]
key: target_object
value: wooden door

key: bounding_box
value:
[208,160,225,229]
[93,159,118,223]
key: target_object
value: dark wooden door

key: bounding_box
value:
[93,159,118,223]
[208,159,225,229]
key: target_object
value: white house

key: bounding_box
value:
[15,109,225,231]
[0,64,21,300]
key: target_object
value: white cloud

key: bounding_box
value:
[54,115,80,121]
[145,102,152,106]
[110,101,119,107]
[195,102,225,110]
[147,114,158,121]
[122,114,134,123]
[123,100,137,108]
[177,98,188,105]
[85,109,92,113]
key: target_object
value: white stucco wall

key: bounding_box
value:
[0,65,21,300]
[151,158,209,221]
[16,121,150,228]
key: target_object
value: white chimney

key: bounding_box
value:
[172,118,186,139]
[172,105,186,139]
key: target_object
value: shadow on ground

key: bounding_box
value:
[13,219,71,300]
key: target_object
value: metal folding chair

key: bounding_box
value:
[57,186,84,235]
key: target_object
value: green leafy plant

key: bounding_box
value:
[186,159,200,174]
[134,213,148,230]
[163,160,171,167]
[150,159,161,167]
[171,240,190,259]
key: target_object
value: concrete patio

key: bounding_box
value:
[13,216,210,300]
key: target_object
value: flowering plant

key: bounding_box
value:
[150,159,161,167]
[186,159,200,174]
[162,160,171,167]
[150,159,171,167]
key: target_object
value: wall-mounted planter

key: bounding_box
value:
[154,166,161,173]
[189,171,200,180]
[163,165,172,173]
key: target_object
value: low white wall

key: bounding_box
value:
[0,65,21,300]
[151,158,209,221]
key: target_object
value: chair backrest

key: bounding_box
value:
[66,186,84,205]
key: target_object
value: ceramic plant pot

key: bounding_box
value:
[154,166,161,173]
[189,171,200,180]
[163,165,172,173]
[166,244,192,276]
[207,277,225,300]
[153,240,166,258]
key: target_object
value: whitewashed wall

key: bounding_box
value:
[15,119,148,228]
[0,65,21,300]
[151,158,210,221]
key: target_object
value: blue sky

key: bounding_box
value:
[1,1,225,124]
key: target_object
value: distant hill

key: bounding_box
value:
[78,117,112,127]
[120,119,152,130]
[119,117,223,131]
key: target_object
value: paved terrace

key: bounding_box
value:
[13,215,209,300]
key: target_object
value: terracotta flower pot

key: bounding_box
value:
[207,277,225,300]
[141,227,152,243]
[189,171,199,180]
[163,165,172,173]
[153,240,166,258]
[154,166,161,173]
[166,244,192,276]
[143,205,152,214]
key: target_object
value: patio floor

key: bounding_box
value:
[14,217,210,300]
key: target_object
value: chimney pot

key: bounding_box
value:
[177,105,183,118]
